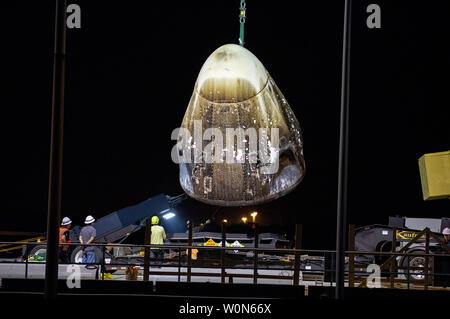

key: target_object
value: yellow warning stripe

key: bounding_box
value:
[0,237,45,253]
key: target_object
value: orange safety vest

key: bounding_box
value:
[59,227,71,247]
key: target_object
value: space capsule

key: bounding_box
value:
[177,44,305,206]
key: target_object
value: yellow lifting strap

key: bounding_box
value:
[239,0,246,46]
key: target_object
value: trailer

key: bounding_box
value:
[16,193,300,270]
[3,192,299,272]
[101,228,301,272]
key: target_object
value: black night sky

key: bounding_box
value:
[2,1,449,249]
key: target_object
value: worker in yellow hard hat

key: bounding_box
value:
[150,216,166,267]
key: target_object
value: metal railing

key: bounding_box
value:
[1,240,449,290]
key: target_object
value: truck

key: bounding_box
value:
[355,216,450,280]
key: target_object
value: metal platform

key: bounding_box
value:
[0,262,313,285]
[0,262,98,279]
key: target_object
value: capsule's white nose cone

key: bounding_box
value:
[196,44,268,102]
[178,44,305,206]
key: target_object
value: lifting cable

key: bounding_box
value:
[239,0,246,46]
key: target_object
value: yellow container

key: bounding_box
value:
[418,151,450,200]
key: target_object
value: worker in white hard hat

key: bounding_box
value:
[79,215,97,263]
[59,217,72,263]
[150,216,166,267]
[443,227,450,248]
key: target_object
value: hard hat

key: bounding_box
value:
[61,217,72,226]
[151,216,159,225]
[85,215,95,224]
[443,227,450,235]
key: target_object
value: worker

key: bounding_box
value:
[439,227,450,287]
[443,227,450,248]
[150,216,166,267]
[59,217,72,263]
[79,215,97,263]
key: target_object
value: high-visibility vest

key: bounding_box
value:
[59,227,71,247]
[186,248,198,260]
[150,225,166,249]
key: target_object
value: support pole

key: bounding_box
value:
[221,222,226,283]
[425,228,430,290]
[253,223,259,284]
[348,224,355,287]
[44,0,67,300]
[293,224,302,285]
[143,218,151,281]
[335,0,352,300]
[187,221,192,283]
[390,227,397,289]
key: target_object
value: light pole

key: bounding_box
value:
[336,0,352,300]
[45,0,67,300]
[241,217,247,224]
[250,211,258,223]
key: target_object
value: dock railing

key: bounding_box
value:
[0,225,449,290]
